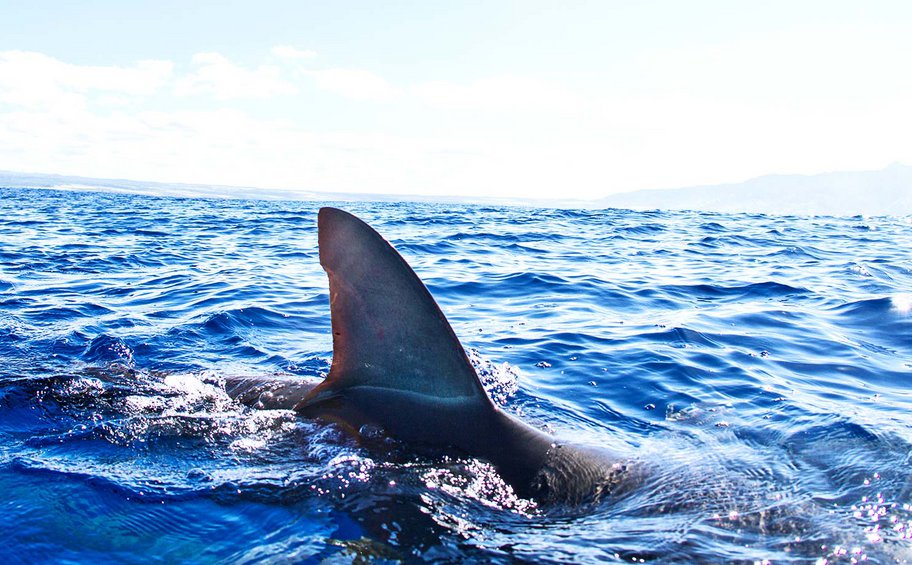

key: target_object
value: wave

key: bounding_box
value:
[3,188,912,562]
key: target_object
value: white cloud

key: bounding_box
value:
[2,40,911,202]
[412,76,581,112]
[0,50,172,95]
[271,45,318,60]
[174,52,298,99]
[296,66,584,111]
[305,68,400,102]
[631,22,912,108]
[0,50,172,112]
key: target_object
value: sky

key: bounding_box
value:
[1,1,911,200]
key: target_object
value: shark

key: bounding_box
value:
[226,207,637,504]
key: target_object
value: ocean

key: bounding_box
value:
[1,187,910,563]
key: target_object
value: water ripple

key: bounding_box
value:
[1,187,911,562]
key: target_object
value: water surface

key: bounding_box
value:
[1,187,911,562]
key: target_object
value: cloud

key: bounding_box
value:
[0,50,172,95]
[412,76,581,112]
[0,45,584,113]
[305,68,400,102]
[632,22,912,107]
[174,52,298,100]
[294,67,580,110]
[0,50,172,111]
[271,45,318,60]
[0,50,435,193]
[3,41,909,201]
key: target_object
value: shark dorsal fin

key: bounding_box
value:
[305,207,490,406]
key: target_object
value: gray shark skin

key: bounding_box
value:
[227,207,636,504]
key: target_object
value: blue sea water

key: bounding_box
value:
[1,186,911,563]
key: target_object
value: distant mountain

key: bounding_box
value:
[597,163,912,216]
[3,165,910,216]
[0,170,324,201]
[0,170,563,208]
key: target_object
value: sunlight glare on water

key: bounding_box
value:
[892,293,912,315]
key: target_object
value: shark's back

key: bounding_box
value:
[229,207,635,504]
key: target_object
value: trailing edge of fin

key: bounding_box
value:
[303,207,490,406]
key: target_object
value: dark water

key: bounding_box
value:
[1,187,911,563]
